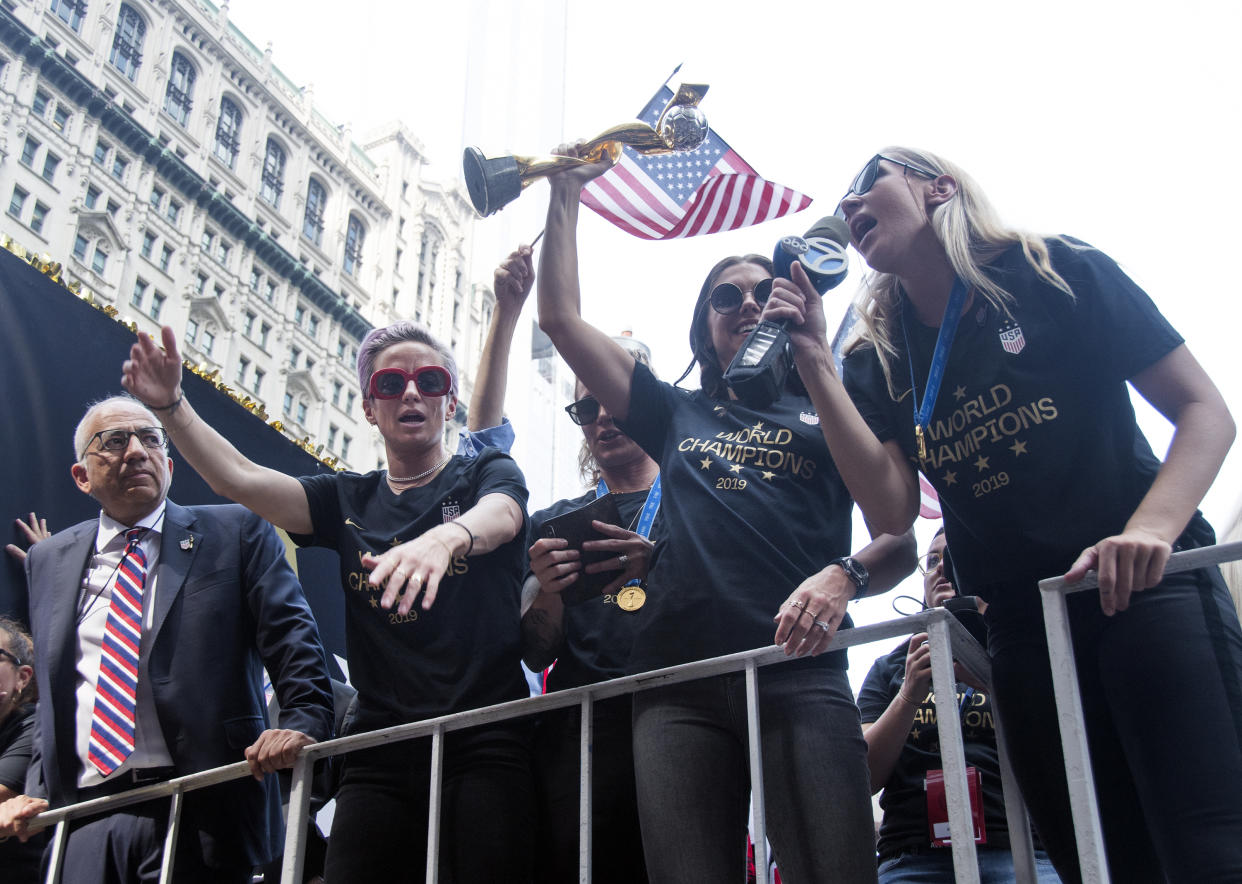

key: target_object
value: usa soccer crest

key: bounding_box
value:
[441,502,461,522]
[799,411,820,426]
[999,324,1026,355]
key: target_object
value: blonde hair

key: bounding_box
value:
[851,147,1076,398]
[576,344,655,487]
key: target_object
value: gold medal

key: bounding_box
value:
[617,585,646,611]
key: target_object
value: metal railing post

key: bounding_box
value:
[158,788,182,883]
[426,723,445,884]
[991,697,1037,884]
[578,693,593,883]
[744,658,768,883]
[43,819,69,884]
[281,752,315,884]
[926,610,979,883]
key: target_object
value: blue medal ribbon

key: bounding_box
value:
[596,473,662,586]
[901,277,970,463]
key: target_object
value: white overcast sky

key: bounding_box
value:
[229,0,1242,681]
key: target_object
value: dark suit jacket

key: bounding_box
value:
[23,501,334,869]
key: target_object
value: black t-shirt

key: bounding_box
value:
[528,487,666,692]
[0,704,43,878]
[296,449,530,730]
[616,362,855,672]
[858,643,1011,857]
[844,238,1205,620]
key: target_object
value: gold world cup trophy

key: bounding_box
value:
[463,83,711,217]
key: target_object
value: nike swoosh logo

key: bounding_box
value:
[345,518,364,530]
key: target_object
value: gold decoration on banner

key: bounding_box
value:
[3,234,343,470]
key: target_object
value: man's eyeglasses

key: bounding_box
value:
[81,427,168,460]
[709,279,774,315]
[564,395,602,426]
[0,648,25,667]
[368,366,453,400]
[834,154,938,219]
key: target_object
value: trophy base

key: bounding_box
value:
[463,147,522,217]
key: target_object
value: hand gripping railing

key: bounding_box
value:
[31,607,1031,884]
[1038,540,1242,884]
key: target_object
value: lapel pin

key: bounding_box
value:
[180,536,194,551]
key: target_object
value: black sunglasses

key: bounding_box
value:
[709,278,773,315]
[564,395,602,426]
[834,154,938,218]
[0,647,24,667]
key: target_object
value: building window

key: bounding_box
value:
[131,278,148,308]
[214,97,242,169]
[303,178,325,245]
[328,425,338,449]
[345,391,356,413]
[163,52,195,126]
[283,392,293,416]
[149,186,165,210]
[50,0,86,32]
[243,311,256,337]
[331,380,342,407]
[30,202,48,234]
[106,199,120,218]
[52,104,71,132]
[33,89,50,117]
[7,186,27,218]
[91,245,108,275]
[294,304,305,325]
[260,138,285,207]
[289,347,301,369]
[166,199,182,225]
[185,317,199,342]
[195,272,208,295]
[343,215,365,276]
[335,339,346,359]
[159,244,174,272]
[111,154,128,182]
[109,4,145,81]
[93,140,109,166]
[150,292,166,320]
[85,185,101,210]
[253,368,265,395]
[295,401,307,425]
[236,356,249,386]
[73,233,88,260]
[308,314,320,339]
[141,231,156,258]
[201,329,215,356]
[215,240,231,266]
[201,229,214,251]
[249,267,261,292]
[20,136,39,168]
[259,322,271,348]
[264,280,276,303]
[213,284,224,299]
[341,435,352,460]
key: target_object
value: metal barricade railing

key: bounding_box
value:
[32,606,1023,884]
[1038,539,1242,884]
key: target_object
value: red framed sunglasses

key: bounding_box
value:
[367,365,453,399]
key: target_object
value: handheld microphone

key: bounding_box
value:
[723,216,850,407]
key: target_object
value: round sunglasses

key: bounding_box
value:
[368,365,453,399]
[709,278,774,315]
[564,394,602,426]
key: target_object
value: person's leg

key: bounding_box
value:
[632,676,751,883]
[755,665,877,884]
[441,721,536,884]
[324,741,430,883]
[1089,571,1242,883]
[877,852,951,884]
[57,806,164,884]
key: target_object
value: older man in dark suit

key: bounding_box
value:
[0,394,333,882]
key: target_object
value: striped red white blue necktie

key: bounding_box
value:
[87,528,147,777]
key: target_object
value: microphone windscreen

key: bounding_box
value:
[803,215,850,247]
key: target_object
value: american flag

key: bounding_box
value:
[919,472,942,520]
[581,85,812,239]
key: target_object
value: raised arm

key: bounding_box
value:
[1065,343,1236,612]
[762,265,919,535]
[536,144,640,422]
[122,326,312,534]
[470,245,535,431]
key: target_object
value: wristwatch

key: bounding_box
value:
[829,556,869,599]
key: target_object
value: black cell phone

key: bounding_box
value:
[538,494,623,606]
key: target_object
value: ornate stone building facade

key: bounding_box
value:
[0,0,495,471]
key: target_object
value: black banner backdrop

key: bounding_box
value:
[0,248,348,679]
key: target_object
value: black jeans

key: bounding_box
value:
[323,722,535,883]
[989,568,1242,884]
[532,696,647,884]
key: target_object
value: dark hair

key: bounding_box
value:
[0,616,36,705]
[686,254,773,398]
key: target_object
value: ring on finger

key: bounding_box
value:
[813,619,830,632]
[788,599,805,610]
[618,553,629,567]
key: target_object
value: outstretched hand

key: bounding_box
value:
[1064,528,1171,616]
[494,246,535,313]
[122,325,184,408]
[5,512,50,563]
[546,141,615,193]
